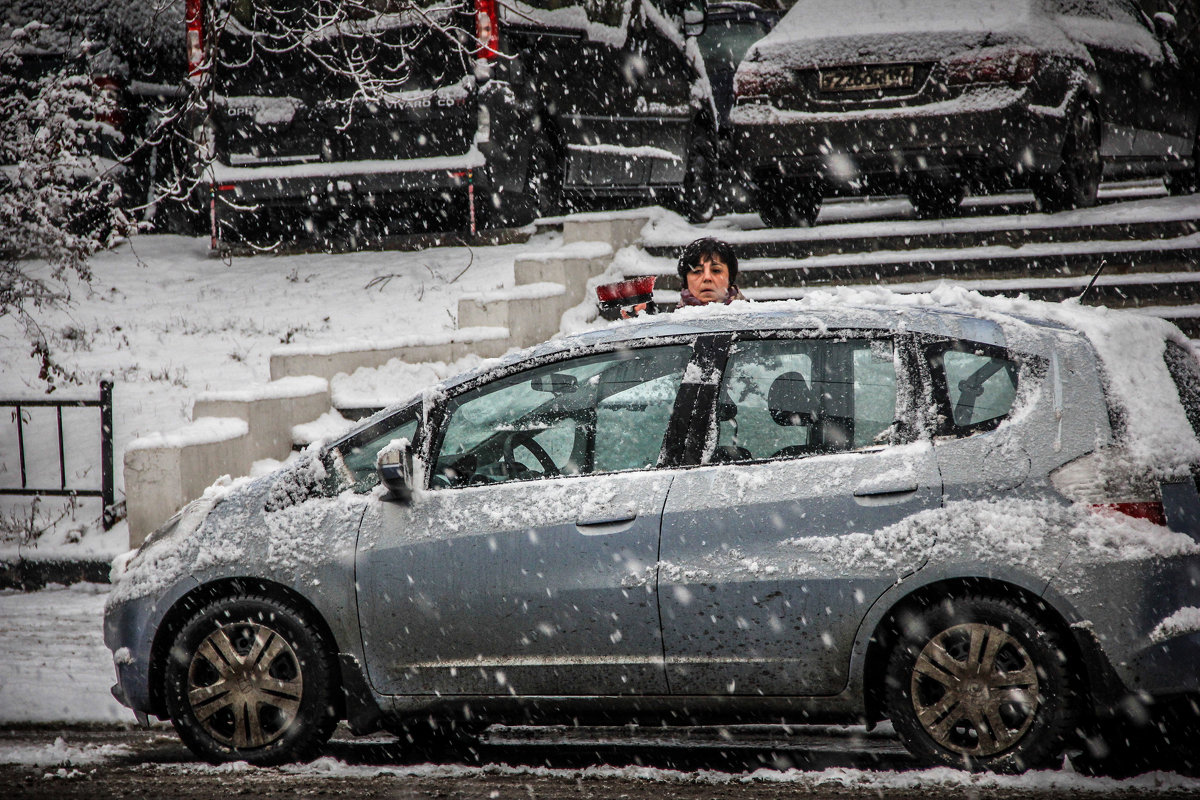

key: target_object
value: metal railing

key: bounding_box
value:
[1,381,117,530]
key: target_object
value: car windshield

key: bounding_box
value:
[699,18,773,65]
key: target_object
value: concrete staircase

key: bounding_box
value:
[638,196,1200,335]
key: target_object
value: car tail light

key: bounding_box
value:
[946,47,1038,86]
[186,0,205,79]
[93,75,124,128]
[1050,451,1166,526]
[475,0,500,60]
[733,62,792,99]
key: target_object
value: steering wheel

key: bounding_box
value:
[503,430,558,478]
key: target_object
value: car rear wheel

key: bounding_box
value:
[1033,107,1100,213]
[164,595,338,765]
[884,595,1077,773]
[755,178,821,227]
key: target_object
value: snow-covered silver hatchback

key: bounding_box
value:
[104,291,1200,773]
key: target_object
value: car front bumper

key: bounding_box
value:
[103,576,199,718]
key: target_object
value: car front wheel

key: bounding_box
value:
[164,594,338,765]
[884,595,1077,773]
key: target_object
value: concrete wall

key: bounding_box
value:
[123,379,333,545]
[124,419,251,546]
[191,378,333,461]
[269,328,512,382]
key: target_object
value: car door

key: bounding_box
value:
[355,343,696,697]
[658,334,943,696]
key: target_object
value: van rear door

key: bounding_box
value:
[208,1,476,171]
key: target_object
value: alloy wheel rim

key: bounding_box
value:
[910,622,1041,757]
[187,621,304,749]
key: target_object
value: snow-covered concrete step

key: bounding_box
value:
[632,236,1200,290]
[643,195,1200,260]
[653,276,1200,336]
[269,326,511,382]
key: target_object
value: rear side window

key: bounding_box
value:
[1164,341,1200,438]
[927,342,1019,435]
[712,337,897,461]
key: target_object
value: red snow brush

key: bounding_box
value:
[596,276,657,320]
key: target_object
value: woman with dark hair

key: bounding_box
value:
[677,237,746,306]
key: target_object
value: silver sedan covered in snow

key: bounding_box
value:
[104,290,1200,773]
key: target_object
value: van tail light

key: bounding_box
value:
[946,47,1038,86]
[475,0,500,60]
[93,76,124,128]
[1050,452,1166,525]
[186,0,206,79]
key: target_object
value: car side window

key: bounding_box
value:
[928,343,1020,434]
[713,337,897,462]
[328,406,420,494]
[432,345,692,488]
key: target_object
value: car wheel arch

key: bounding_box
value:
[854,575,1094,728]
[148,577,345,721]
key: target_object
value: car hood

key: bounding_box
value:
[108,455,370,606]
[746,0,1078,68]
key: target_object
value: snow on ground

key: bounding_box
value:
[0,583,128,723]
[0,229,565,559]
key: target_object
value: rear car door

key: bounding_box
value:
[658,334,943,696]
[354,344,696,697]
[210,1,475,169]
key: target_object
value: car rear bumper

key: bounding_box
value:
[732,86,1068,186]
[209,150,487,207]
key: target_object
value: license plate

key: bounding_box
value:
[819,65,915,93]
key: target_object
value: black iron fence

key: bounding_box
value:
[1,381,117,530]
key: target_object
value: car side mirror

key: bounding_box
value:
[683,0,706,37]
[377,438,417,503]
[1153,12,1177,41]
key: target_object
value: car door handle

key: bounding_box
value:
[576,514,637,535]
[853,482,920,506]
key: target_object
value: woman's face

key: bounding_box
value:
[686,255,731,304]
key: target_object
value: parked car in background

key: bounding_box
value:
[190,0,715,249]
[105,292,1200,774]
[732,0,1200,226]
[697,1,782,211]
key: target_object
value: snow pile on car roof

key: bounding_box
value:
[745,0,1071,68]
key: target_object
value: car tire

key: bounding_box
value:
[1033,106,1101,213]
[910,178,965,219]
[884,594,1077,773]
[755,179,821,228]
[675,126,717,224]
[164,594,338,765]
[1164,128,1199,196]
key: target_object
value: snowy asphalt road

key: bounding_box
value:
[4,586,1200,797]
[4,724,1200,800]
